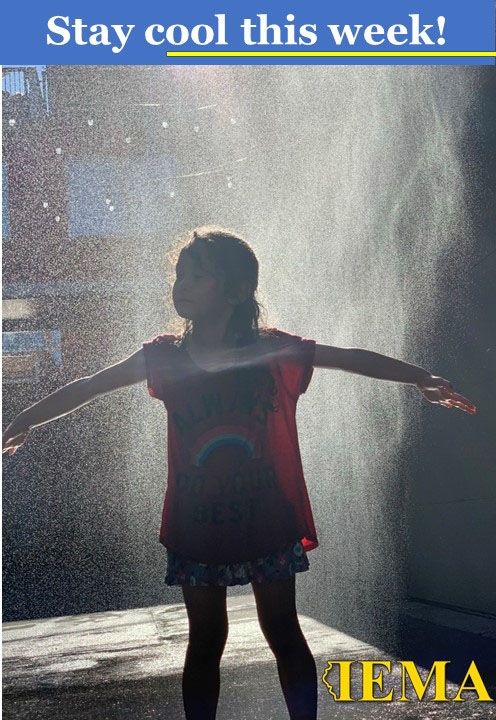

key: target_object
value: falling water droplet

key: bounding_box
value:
[55,215,61,223]
[9,119,16,127]
[87,119,94,127]
[43,202,49,209]
[105,198,111,205]
[230,118,237,125]
[169,191,175,198]
[55,147,62,155]
[125,137,132,144]
[162,121,169,129]
[227,181,233,189]
[193,126,200,133]
[109,206,114,212]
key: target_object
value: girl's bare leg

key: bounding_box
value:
[181,585,228,720]
[252,576,317,720]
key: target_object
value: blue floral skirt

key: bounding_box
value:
[165,540,310,587]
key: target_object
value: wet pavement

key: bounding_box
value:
[3,595,495,719]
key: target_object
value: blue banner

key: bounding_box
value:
[0,0,495,66]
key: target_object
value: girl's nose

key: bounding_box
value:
[174,277,193,297]
[176,277,189,291]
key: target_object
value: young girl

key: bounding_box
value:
[3,225,476,720]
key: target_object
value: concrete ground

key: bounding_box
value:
[3,595,495,719]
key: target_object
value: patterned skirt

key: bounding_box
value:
[165,540,310,587]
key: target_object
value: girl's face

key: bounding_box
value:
[172,250,229,321]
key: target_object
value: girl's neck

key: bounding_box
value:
[189,317,230,351]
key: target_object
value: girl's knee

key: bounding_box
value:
[187,621,229,661]
[183,584,228,660]
[260,617,306,658]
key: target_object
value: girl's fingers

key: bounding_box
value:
[442,389,472,404]
[438,397,476,414]
[434,386,477,414]
[420,386,477,413]
[2,431,28,455]
[451,397,474,409]
[449,397,476,413]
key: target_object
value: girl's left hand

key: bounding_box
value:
[416,375,477,414]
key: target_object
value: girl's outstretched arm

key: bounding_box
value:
[2,347,148,456]
[313,344,476,414]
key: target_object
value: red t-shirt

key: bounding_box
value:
[143,327,319,564]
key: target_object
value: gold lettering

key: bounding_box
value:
[452,661,494,702]
[322,661,354,701]
[399,660,449,701]
[359,661,394,701]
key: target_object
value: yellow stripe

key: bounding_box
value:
[167,51,496,57]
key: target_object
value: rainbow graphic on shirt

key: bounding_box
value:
[191,425,262,468]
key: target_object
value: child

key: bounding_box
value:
[2,225,476,720]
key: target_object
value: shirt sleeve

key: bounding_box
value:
[268,328,317,399]
[142,334,176,402]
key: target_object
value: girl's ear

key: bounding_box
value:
[228,282,251,305]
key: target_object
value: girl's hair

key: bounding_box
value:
[172,225,266,348]
[170,225,278,411]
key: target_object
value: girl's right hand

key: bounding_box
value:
[2,422,31,456]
